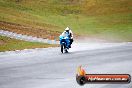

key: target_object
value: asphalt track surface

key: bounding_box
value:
[0,42,132,88]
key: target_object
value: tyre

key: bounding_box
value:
[61,45,64,53]
[65,49,68,53]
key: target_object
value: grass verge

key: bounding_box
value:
[0,35,58,52]
[0,0,132,41]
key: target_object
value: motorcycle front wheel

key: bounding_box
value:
[61,45,64,53]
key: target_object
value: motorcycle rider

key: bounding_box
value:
[60,27,73,48]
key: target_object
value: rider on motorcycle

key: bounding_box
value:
[60,27,73,48]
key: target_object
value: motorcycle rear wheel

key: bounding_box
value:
[65,48,68,53]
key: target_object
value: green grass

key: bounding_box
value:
[0,36,57,52]
[0,0,132,41]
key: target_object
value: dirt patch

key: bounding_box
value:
[0,21,61,40]
[0,39,5,45]
[0,21,80,41]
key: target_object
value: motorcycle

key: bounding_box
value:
[59,35,70,53]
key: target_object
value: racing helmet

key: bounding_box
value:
[65,27,70,32]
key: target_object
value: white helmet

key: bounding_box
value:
[65,27,70,31]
